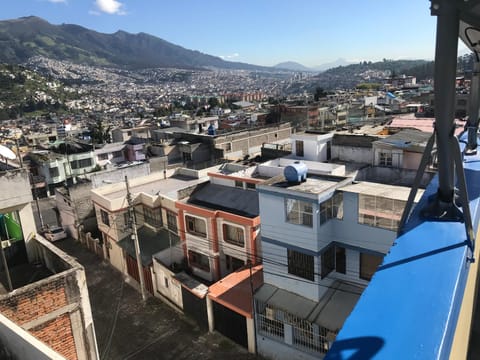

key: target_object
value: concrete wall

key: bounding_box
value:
[88,163,151,189]
[0,170,33,210]
[331,145,372,164]
[256,333,320,360]
[152,256,183,309]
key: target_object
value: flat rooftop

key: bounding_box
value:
[261,173,350,196]
[98,172,206,200]
[340,181,424,202]
[255,281,364,331]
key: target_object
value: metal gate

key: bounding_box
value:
[125,255,154,294]
[212,301,248,348]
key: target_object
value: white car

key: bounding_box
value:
[44,226,67,242]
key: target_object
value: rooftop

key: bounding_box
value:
[260,173,351,197]
[95,170,207,201]
[255,281,364,331]
[208,265,263,318]
[373,128,432,153]
[340,181,424,202]
[188,183,259,218]
[118,226,176,266]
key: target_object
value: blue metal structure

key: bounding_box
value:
[326,1,480,358]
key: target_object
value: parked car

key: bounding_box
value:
[43,226,67,242]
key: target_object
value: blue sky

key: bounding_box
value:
[1,0,467,67]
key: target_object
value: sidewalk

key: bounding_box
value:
[56,238,260,360]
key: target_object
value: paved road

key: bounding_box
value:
[56,238,260,360]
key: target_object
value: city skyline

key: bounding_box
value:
[2,0,469,67]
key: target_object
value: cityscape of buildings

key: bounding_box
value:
[0,4,480,360]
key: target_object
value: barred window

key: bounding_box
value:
[286,198,313,227]
[143,206,162,227]
[98,153,108,160]
[320,193,343,225]
[288,249,314,281]
[186,215,207,237]
[188,250,210,272]
[49,166,59,178]
[223,224,244,247]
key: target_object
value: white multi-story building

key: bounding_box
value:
[254,167,423,360]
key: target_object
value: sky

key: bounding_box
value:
[0,0,469,68]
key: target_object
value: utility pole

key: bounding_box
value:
[125,176,146,302]
[29,171,45,231]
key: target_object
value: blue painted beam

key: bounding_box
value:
[326,135,480,359]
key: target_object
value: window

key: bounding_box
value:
[112,151,123,158]
[379,152,393,166]
[164,277,169,288]
[123,212,130,228]
[226,255,244,271]
[225,143,232,152]
[182,152,192,161]
[49,167,59,178]
[296,140,304,157]
[167,211,177,232]
[223,224,245,247]
[321,245,346,278]
[143,206,162,227]
[185,215,207,237]
[79,158,92,168]
[288,249,314,281]
[285,198,313,227]
[319,193,343,225]
[235,180,243,188]
[188,250,210,271]
[246,182,256,190]
[358,194,405,231]
[360,253,384,281]
[98,153,108,160]
[100,209,110,226]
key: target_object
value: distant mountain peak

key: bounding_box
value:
[273,61,313,71]
[0,16,272,71]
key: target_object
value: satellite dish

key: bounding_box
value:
[0,145,16,160]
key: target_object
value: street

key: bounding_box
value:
[55,237,259,360]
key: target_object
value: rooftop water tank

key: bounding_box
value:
[207,124,216,136]
[284,161,308,183]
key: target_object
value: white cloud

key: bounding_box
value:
[219,53,240,60]
[48,0,67,3]
[95,0,126,15]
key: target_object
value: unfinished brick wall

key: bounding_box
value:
[0,276,78,360]
[30,314,78,360]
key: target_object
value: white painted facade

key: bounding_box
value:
[290,132,333,162]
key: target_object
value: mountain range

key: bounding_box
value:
[0,16,273,71]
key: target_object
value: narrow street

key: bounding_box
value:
[55,237,259,360]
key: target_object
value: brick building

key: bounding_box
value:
[0,168,98,360]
